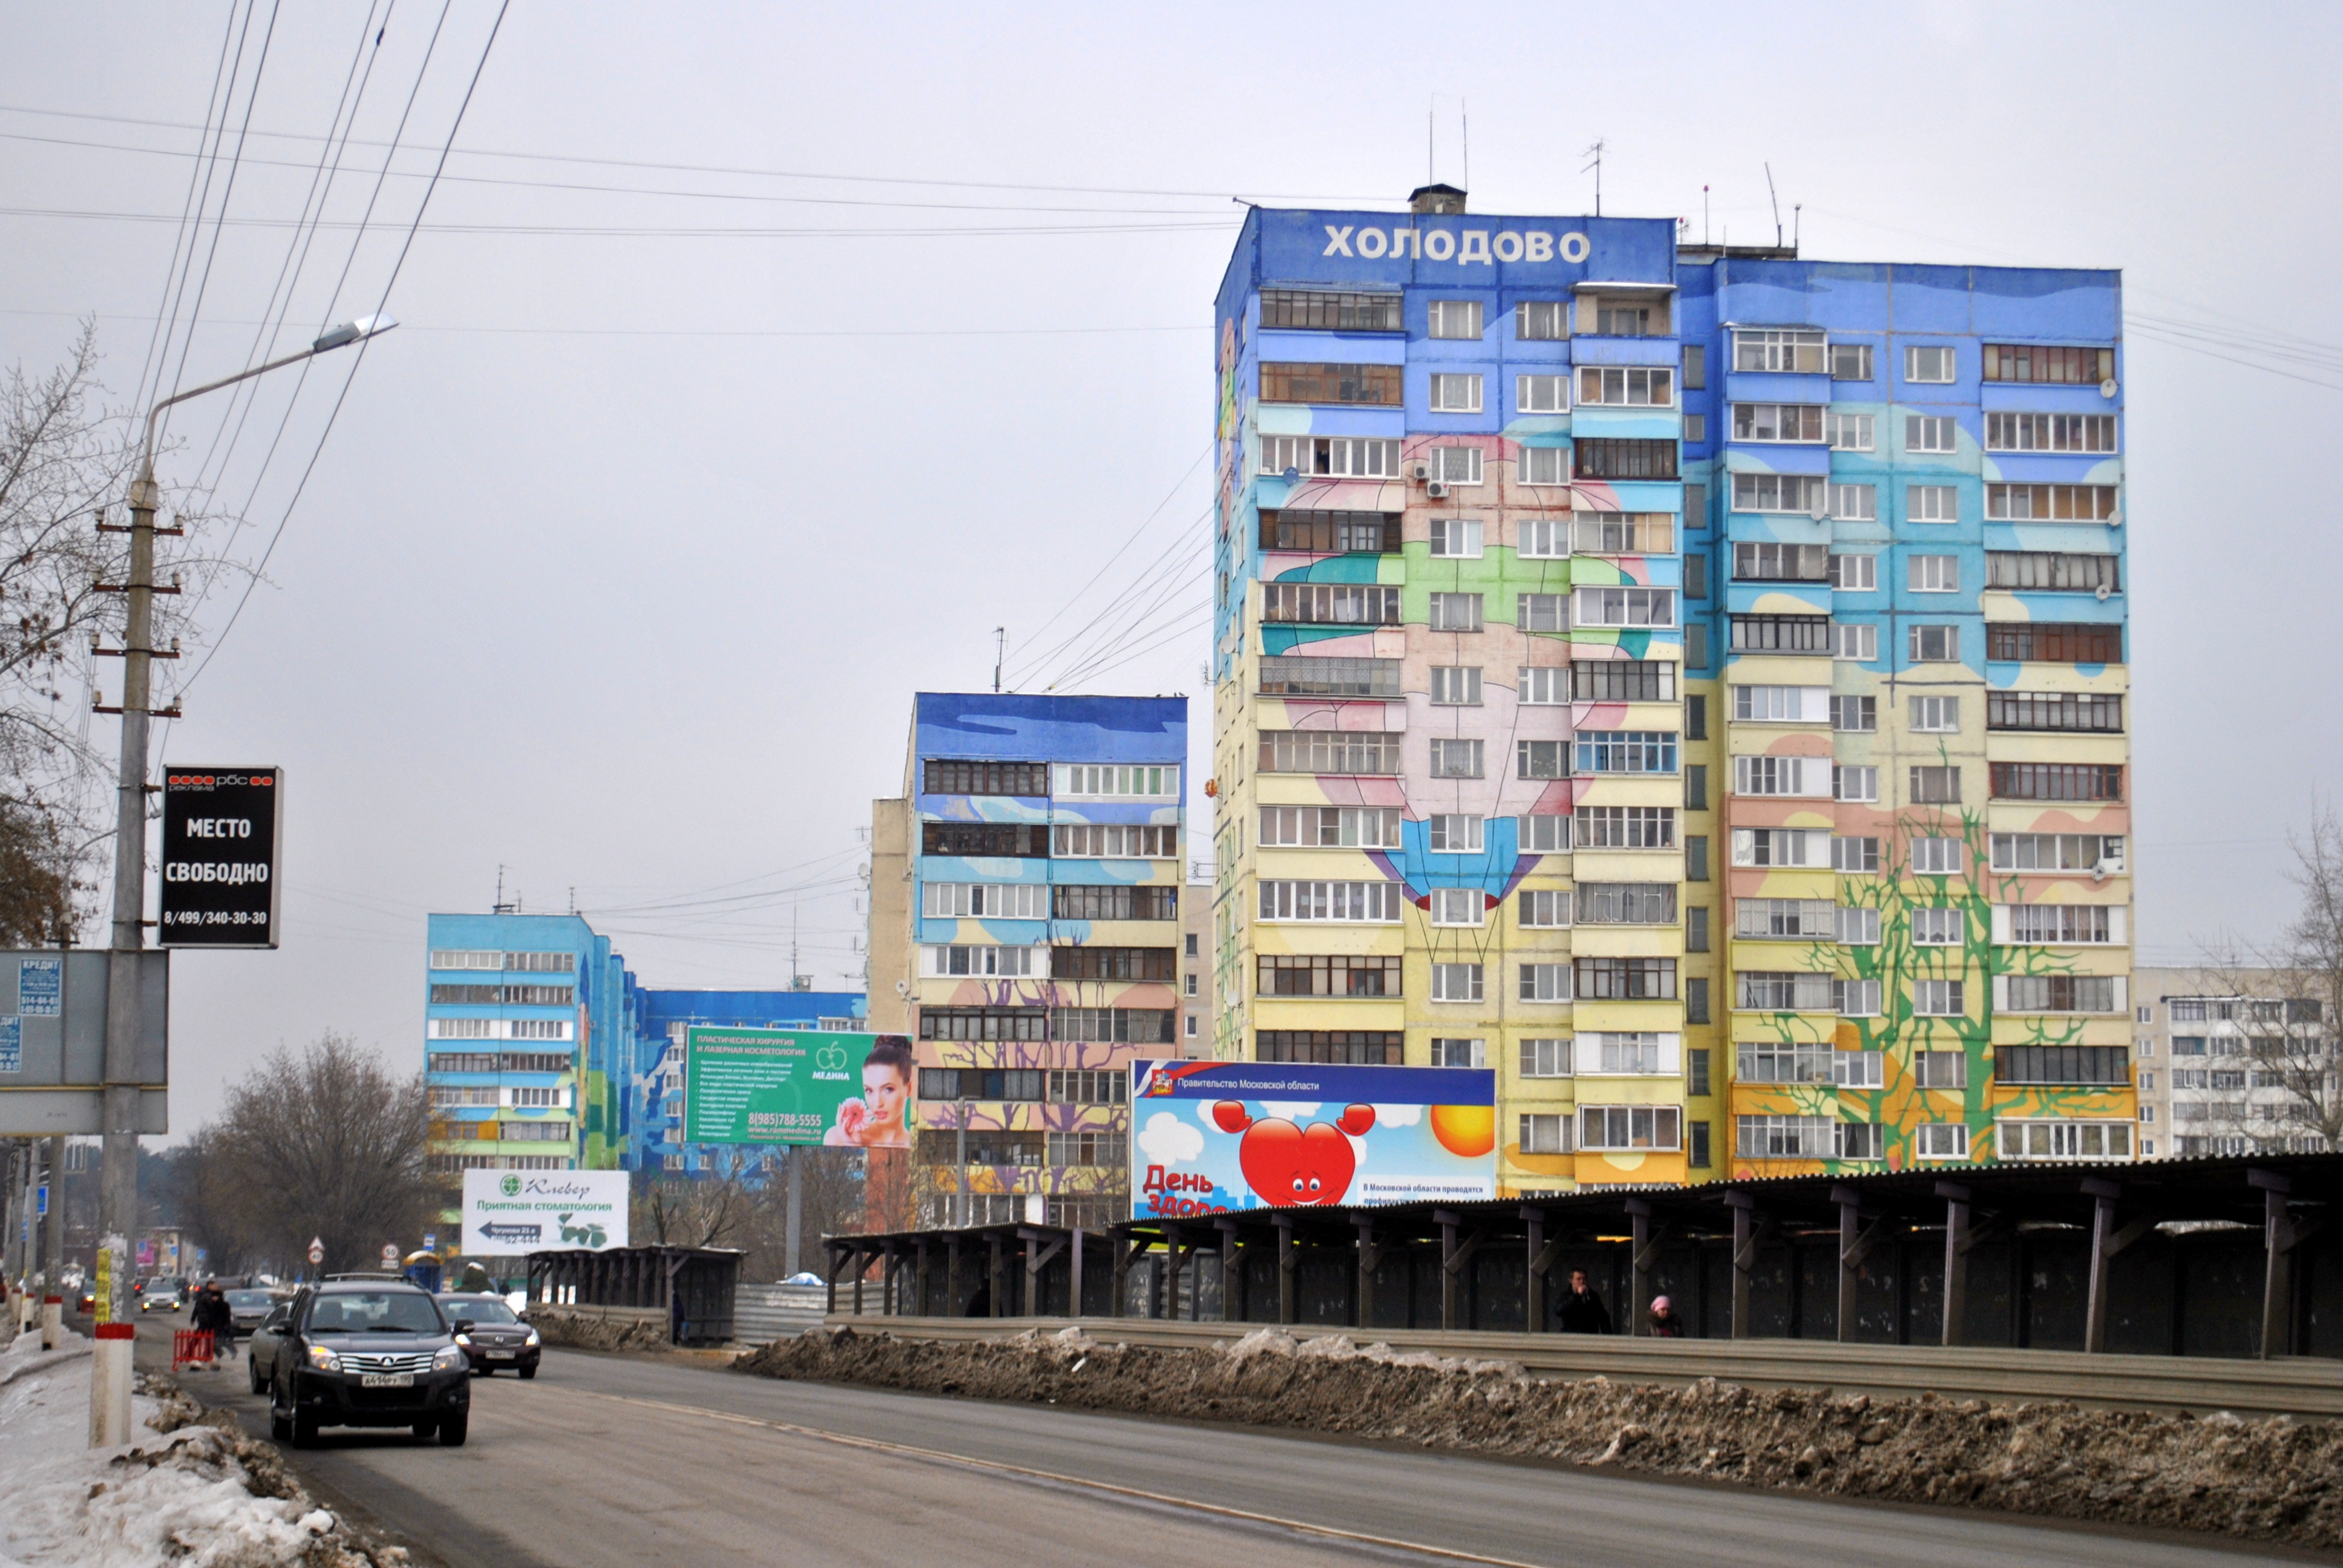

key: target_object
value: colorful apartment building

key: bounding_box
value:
[866,692,1193,1230]
[1208,186,2133,1192]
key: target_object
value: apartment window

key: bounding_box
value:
[1427,814,1484,852]
[2002,975,2120,1013]
[1685,483,1708,527]
[1734,328,1826,373]
[1907,485,1958,523]
[1834,765,1878,803]
[923,759,1049,796]
[1990,832,2123,873]
[1991,763,2123,802]
[1826,413,1874,452]
[1578,731,1677,774]
[1260,509,1401,555]
[1518,964,1572,1002]
[1909,555,1959,593]
[1987,622,2123,663]
[1260,289,1403,332]
[1054,884,1179,920]
[1259,435,1404,480]
[1264,583,1403,625]
[1519,1114,1569,1155]
[1682,344,1706,388]
[1912,907,1964,946]
[1258,731,1402,775]
[1572,513,1674,554]
[1830,342,1873,380]
[1516,374,1568,414]
[1909,1122,1968,1161]
[1429,665,1486,706]
[1430,964,1484,1003]
[1260,361,1401,405]
[1734,684,1830,724]
[1909,836,1961,875]
[1052,823,1178,858]
[1834,978,1883,1016]
[1906,415,1958,454]
[1827,554,1876,593]
[1576,956,1676,1001]
[1909,625,1960,662]
[919,1068,1047,1105]
[1573,587,1676,627]
[1516,300,1567,341]
[1736,898,1836,939]
[1257,1032,1403,1066]
[1985,552,2120,593]
[1734,542,1830,582]
[1052,947,1178,982]
[430,949,502,971]
[1257,805,1404,848]
[1909,695,1960,732]
[923,822,1049,858]
[1986,483,2119,522]
[1426,518,1484,559]
[1521,446,1568,485]
[1732,473,1826,514]
[1517,518,1571,560]
[929,944,1040,978]
[1574,806,1676,849]
[1905,345,1956,384]
[1988,691,2122,733]
[1830,694,1876,732]
[1686,555,1709,599]
[1985,413,2118,453]
[1574,656,1686,698]
[1257,881,1401,923]
[1827,483,1876,523]
[1736,972,1835,1011]
[2002,1119,2137,1162]
[1686,978,1711,1025]
[1593,299,1660,336]
[1686,835,1709,880]
[1914,979,1965,1016]
[1732,403,1825,443]
[1686,622,1710,669]
[1429,738,1485,777]
[1686,906,1709,952]
[1579,366,1674,406]
[1430,887,1486,926]
[1575,439,1677,480]
[1428,373,1484,413]
[919,1009,1049,1043]
[1516,739,1565,779]
[1428,592,1484,632]
[1432,446,1485,485]
[1515,593,1569,635]
[1982,344,2114,385]
[1835,1122,1886,1160]
[925,881,1047,919]
[1426,299,1485,339]
[1732,615,1832,653]
[1686,693,1708,740]
[1910,1051,1965,1090]
[1998,1045,2131,1085]
[1829,623,1876,660]
[1734,755,1828,797]
[1581,1105,1682,1151]
[1519,812,1571,851]
[1518,666,1570,706]
[1688,759,1709,807]
[1737,1114,1836,1158]
[1578,883,1677,924]
[1835,835,1881,874]
[1733,828,1826,867]
[1518,889,1572,927]
[1909,765,1962,804]
[1257,655,1403,697]
[1521,1037,1571,1077]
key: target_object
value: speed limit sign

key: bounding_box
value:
[380,1244,399,1268]
[307,1237,324,1266]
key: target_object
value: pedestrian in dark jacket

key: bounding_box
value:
[189,1279,232,1367]
[1558,1269,1612,1334]
[1647,1295,1685,1337]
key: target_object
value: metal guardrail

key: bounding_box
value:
[735,1285,828,1346]
[824,1313,2343,1420]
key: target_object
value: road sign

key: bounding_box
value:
[307,1237,324,1266]
[422,1232,436,1250]
[158,768,282,949]
[379,1244,399,1268]
[0,950,168,1135]
[34,1184,45,1217]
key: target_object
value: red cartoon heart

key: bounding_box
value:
[1237,1116,1359,1207]
[1211,1100,1253,1134]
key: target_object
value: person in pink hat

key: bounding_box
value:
[1647,1295,1685,1337]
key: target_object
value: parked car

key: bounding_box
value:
[139,1279,187,1313]
[252,1281,473,1447]
[441,1293,541,1377]
[223,1288,282,1336]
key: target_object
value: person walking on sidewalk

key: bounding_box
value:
[189,1279,232,1368]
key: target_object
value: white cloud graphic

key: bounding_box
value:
[1138,1110,1204,1165]
[1372,1103,1423,1128]
[1259,1101,1321,1122]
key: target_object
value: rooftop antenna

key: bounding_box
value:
[992,626,1005,693]
[1703,184,1710,246]
[1427,96,1435,185]
[1581,139,1605,217]
[1793,202,1801,253]
[493,864,514,916]
[1461,99,1468,191]
[1765,162,1783,249]
[568,886,576,915]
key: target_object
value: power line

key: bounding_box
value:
[1000,441,1213,671]
[0,204,1240,241]
[1,307,1210,340]
[129,4,241,423]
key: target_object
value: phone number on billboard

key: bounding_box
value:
[165,911,268,926]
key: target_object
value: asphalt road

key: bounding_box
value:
[119,1316,2319,1568]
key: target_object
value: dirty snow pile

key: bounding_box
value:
[0,1328,403,1567]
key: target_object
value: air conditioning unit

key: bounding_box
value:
[1409,460,1431,482]
[2095,584,2112,601]
[1426,481,1449,499]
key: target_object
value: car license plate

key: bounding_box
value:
[485,1350,514,1359]
[360,1373,414,1388]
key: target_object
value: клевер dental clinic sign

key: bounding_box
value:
[460,1169,629,1256]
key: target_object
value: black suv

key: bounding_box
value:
[258,1280,473,1447]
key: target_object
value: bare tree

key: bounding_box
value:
[2198,801,2343,1151]
[631,1148,865,1280]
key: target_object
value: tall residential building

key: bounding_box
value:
[1210,187,2132,1192]
[2134,969,2333,1159]
[868,692,1191,1230]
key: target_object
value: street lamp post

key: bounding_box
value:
[95,316,396,1321]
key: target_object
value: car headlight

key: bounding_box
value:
[305,1344,342,1373]
[523,1328,540,1347]
[433,1345,468,1371]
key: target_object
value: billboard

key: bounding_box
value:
[0,950,167,1136]
[159,767,282,948]
[462,1169,630,1256]
[683,1028,914,1148]
[1129,1060,1496,1219]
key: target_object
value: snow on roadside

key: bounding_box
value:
[0,1328,401,1567]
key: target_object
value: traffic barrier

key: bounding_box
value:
[41,1295,61,1351]
[831,1313,2343,1421]
[89,1322,133,1448]
[171,1328,214,1372]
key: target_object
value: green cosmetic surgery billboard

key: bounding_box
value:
[682,1028,916,1148]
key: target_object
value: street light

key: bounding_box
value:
[94,314,400,1324]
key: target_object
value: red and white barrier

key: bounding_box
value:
[89,1323,133,1448]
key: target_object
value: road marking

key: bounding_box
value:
[551,1384,1547,1567]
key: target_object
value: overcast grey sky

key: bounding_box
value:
[2,1,2338,1135]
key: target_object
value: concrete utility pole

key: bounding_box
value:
[44,1135,67,1286]
[786,1146,802,1279]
